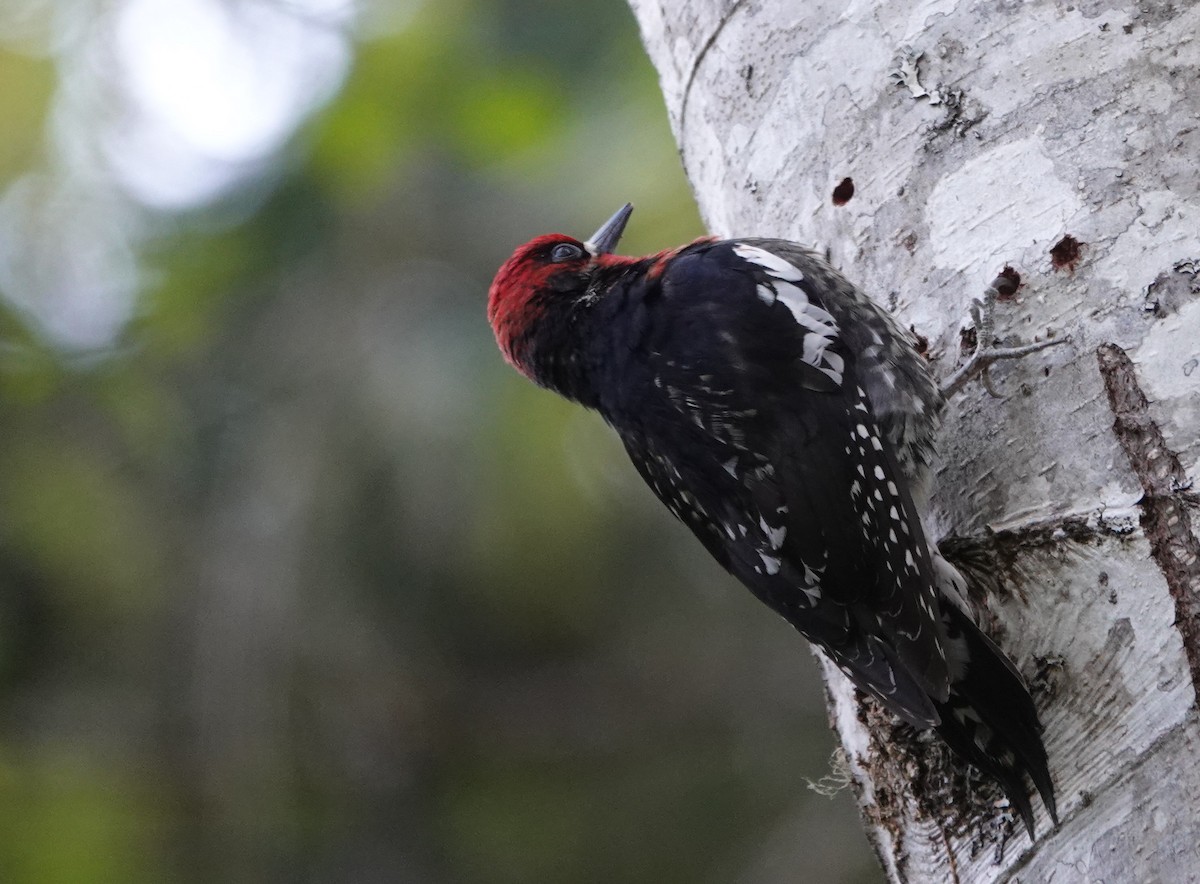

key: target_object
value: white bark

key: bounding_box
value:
[626,2,1200,880]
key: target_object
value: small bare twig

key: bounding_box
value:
[940,275,1070,399]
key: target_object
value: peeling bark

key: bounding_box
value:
[627,0,1200,879]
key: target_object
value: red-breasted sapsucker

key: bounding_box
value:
[487,204,1057,836]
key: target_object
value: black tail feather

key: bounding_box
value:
[934,605,1057,837]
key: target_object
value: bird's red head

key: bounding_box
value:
[488,204,634,376]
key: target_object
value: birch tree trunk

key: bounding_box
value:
[624,2,1200,880]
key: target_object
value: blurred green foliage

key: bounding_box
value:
[0,749,168,883]
[0,1,880,882]
[0,49,52,180]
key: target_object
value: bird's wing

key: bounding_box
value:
[612,241,950,724]
[737,239,944,486]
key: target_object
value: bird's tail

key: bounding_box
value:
[933,603,1057,837]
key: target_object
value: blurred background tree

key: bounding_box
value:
[0,1,878,881]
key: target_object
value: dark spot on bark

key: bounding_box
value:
[901,231,918,254]
[1030,655,1067,702]
[909,325,930,357]
[1050,235,1083,271]
[1099,569,1118,604]
[993,266,1021,299]
[959,326,977,356]
[1105,617,1136,654]
[1123,23,1134,34]
[1142,262,1200,317]
[832,177,855,206]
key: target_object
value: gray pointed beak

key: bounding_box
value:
[585,203,633,255]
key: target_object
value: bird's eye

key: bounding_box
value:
[550,243,584,262]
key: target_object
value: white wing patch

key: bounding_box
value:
[758,552,782,575]
[759,516,787,550]
[732,243,844,385]
[732,243,804,281]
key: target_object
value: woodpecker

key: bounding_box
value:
[488,204,1058,835]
